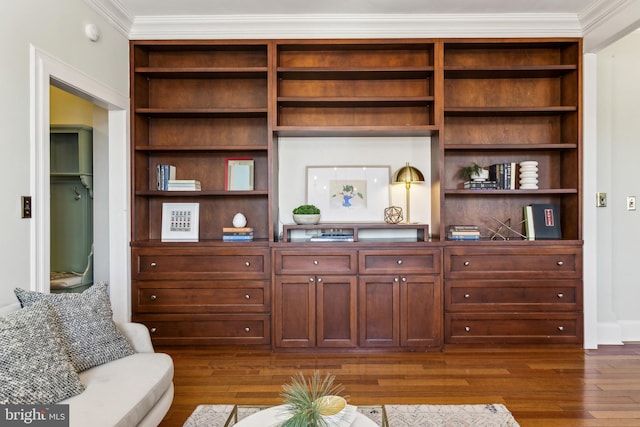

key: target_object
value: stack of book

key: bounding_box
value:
[222,227,254,242]
[523,204,562,240]
[447,225,481,240]
[156,164,176,190]
[167,179,201,191]
[488,162,518,189]
[464,180,498,190]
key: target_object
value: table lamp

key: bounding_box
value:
[393,162,424,224]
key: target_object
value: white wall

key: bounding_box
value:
[0,0,129,307]
[278,137,431,236]
[595,31,640,343]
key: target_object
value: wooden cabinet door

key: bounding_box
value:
[316,276,358,348]
[358,275,399,347]
[274,276,315,348]
[400,275,442,348]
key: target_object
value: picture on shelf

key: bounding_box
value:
[306,166,390,222]
[161,203,200,242]
[225,158,254,191]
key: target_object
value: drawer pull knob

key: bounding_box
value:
[557,261,564,266]
[557,293,564,298]
[397,259,403,265]
[558,326,564,331]
[150,262,157,268]
[244,327,250,333]
[150,327,157,333]
[245,261,250,267]
[464,326,471,332]
[464,293,470,299]
[150,294,157,301]
[464,261,470,266]
[313,260,319,265]
[245,294,251,300]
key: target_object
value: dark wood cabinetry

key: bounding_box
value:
[274,246,442,351]
[444,243,583,344]
[130,38,583,349]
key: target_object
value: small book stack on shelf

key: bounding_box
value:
[222,227,254,242]
[464,180,498,190]
[488,162,518,189]
[447,225,481,241]
[156,164,176,190]
[523,204,562,240]
[167,179,201,191]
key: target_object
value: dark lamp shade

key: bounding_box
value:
[393,163,424,184]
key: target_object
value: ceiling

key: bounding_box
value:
[113,0,598,16]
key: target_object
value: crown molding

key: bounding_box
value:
[126,13,582,40]
[580,0,640,52]
[83,0,133,37]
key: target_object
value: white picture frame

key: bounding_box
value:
[226,158,254,191]
[306,166,391,223]
[161,203,200,242]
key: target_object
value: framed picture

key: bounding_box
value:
[161,203,199,242]
[225,158,254,191]
[306,166,391,222]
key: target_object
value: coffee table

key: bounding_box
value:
[233,404,380,426]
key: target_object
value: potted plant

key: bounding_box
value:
[279,371,346,427]
[292,205,321,225]
[459,162,489,181]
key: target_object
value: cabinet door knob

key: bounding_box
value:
[313,260,319,265]
[309,277,315,283]
[245,261,251,267]
[150,327,157,333]
[401,277,407,282]
[397,259,403,265]
[394,277,399,282]
[244,327,250,333]
[557,261,564,266]
[150,294,157,301]
[464,293,470,299]
[150,262,157,268]
[464,326,471,332]
[317,277,323,283]
[463,261,470,266]
[557,293,564,298]
[244,294,251,300]
[558,326,564,331]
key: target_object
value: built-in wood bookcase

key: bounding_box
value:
[130,38,583,348]
[274,40,437,135]
[441,40,581,240]
[130,41,272,242]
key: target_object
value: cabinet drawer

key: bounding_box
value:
[133,314,271,346]
[132,247,270,280]
[445,280,582,312]
[274,250,357,275]
[445,313,582,344]
[359,249,441,275]
[133,280,270,313]
[444,246,581,279]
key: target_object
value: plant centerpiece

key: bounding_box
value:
[292,204,321,225]
[460,162,489,181]
[279,371,347,427]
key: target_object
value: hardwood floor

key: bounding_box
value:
[157,344,640,426]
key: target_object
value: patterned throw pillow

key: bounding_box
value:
[0,300,85,404]
[14,282,135,372]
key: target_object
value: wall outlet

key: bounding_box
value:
[21,196,32,218]
[596,192,607,207]
[627,196,636,211]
